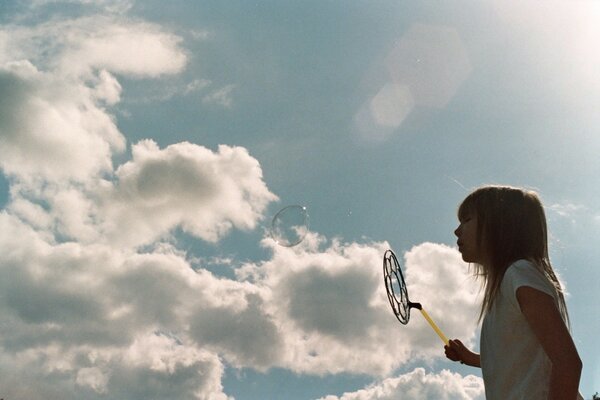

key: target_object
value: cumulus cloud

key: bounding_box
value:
[109,333,230,400]
[0,15,187,78]
[5,138,277,248]
[0,11,274,248]
[0,212,235,399]
[403,242,481,348]
[92,69,123,105]
[0,5,483,399]
[98,139,278,247]
[1,332,230,400]
[0,14,189,183]
[237,236,480,376]
[0,200,481,398]
[0,8,281,398]
[318,368,484,400]
[188,292,284,369]
[0,61,125,182]
[0,205,481,398]
[54,17,187,78]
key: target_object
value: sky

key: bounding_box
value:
[0,0,599,399]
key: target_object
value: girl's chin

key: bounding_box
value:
[460,253,475,263]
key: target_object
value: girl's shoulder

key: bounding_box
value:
[503,259,557,299]
[507,259,537,273]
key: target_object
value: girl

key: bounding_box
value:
[445,185,582,400]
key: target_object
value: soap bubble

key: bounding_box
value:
[270,205,309,247]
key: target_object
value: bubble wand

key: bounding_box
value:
[383,249,449,345]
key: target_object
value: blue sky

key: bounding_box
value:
[0,1,599,399]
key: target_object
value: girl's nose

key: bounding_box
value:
[454,226,460,237]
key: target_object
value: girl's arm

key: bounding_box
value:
[516,286,583,400]
[444,339,481,368]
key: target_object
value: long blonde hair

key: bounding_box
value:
[458,185,569,326]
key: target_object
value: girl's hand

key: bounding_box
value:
[444,339,481,367]
[444,339,466,362]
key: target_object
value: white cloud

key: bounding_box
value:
[0,212,234,399]
[403,242,481,347]
[0,334,231,400]
[0,15,188,184]
[318,368,484,400]
[76,366,109,394]
[7,197,53,232]
[188,292,284,370]
[238,237,480,375]
[0,6,486,399]
[97,139,278,247]
[0,14,274,246]
[203,84,236,108]
[0,61,125,182]
[0,10,278,395]
[56,17,187,78]
[0,206,481,397]
[0,16,187,78]
[114,333,231,400]
[92,69,122,105]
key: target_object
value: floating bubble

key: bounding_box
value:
[270,205,309,247]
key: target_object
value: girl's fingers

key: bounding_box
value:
[444,346,460,361]
[450,339,466,352]
[445,339,468,363]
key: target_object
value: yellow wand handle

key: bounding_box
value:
[419,308,449,345]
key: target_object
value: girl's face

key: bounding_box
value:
[454,212,484,264]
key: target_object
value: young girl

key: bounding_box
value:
[445,185,583,400]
